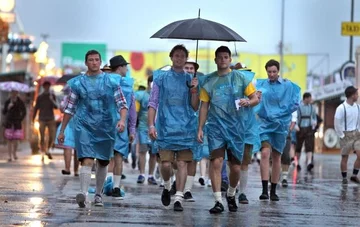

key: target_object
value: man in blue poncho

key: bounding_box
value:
[135,75,158,185]
[108,55,137,200]
[256,59,300,201]
[148,44,199,212]
[198,46,259,214]
[58,50,128,208]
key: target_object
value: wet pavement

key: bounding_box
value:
[0,145,360,226]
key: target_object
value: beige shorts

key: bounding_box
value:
[159,149,193,162]
[340,131,360,155]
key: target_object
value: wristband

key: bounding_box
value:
[149,125,155,129]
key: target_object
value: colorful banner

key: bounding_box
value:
[61,43,107,74]
[114,49,307,92]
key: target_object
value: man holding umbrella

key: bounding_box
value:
[148,44,199,212]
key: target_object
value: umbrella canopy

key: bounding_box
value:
[0,81,31,92]
[151,18,245,42]
[56,74,78,84]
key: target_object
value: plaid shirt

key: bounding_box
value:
[63,86,128,116]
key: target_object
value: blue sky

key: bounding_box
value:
[13,0,360,74]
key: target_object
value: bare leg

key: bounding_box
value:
[210,157,223,193]
[63,148,72,172]
[176,161,188,192]
[139,152,146,175]
[74,150,79,175]
[7,140,13,160]
[260,148,271,181]
[148,154,156,176]
[13,140,18,159]
[271,152,281,184]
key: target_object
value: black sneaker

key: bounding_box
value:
[297,165,301,171]
[350,176,360,184]
[209,201,224,214]
[46,152,53,160]
[221,181,228,192]
[161,189,171,206]
[238,193,249,204]
[198,177,205,186]
[112,187,123,200]
[121,174,126,180]
[170,181,176,196]
[270,193,279,201]
[226,194,238,212]
[184,191,195,202]
[173,201,183,212]
[259,193,269,200]
[281,179,288,188]
[307,163,314,172]
[131,160,136,169]
[342,178,348,184]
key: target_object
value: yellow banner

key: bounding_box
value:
[114,50,307,92]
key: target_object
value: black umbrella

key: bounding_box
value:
[55,74,78,84]
[151,9,246,87]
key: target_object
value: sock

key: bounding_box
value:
[227,186,236,197]
[307,159,312,165]
[113,175,121,189]
[184,176,194,192]
[79,166,92,194]
[95,161,108,195]
[174,191,184,203]
[353,169,359,176]
[213,192,222,204]
[164,180,171,190]
[262,180,268,194]
[270,183,277,195]
[342,172,347,178]
[140,174,145,177]
[239,170,248,194]
[148,175,153,178]
[282,171,288,181]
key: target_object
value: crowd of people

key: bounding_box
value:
[4,43,356,214]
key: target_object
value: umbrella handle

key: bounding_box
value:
[186,72,197,88]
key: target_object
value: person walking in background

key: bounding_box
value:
[55,85,79,176]
[2,90,26,162]
[33,81,58,161]
[334,86,360,184]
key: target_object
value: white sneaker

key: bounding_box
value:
[206,179,212,187]
[94,194,103,207]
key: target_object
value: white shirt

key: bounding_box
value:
[291,111,298,123]
[334,101,360,138]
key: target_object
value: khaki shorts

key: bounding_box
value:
[139,144,151,153]
[209,145,253,165]
[159,149,193,162]
[340,131,360,155]
[261,141,280,153]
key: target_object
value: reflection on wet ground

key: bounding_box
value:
[0,153,360,226]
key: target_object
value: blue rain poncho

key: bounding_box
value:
[113,75,134,157]
[152,69,198,153]
[201,70,254,162]
[67,73,124,160]
[255,78,300,153]
[55,120,75,149]
[135,90,152,145]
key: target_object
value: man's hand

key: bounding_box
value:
[149,126,157,140]
[117,120,126,133]
[129,134,135,143]
[57,132,65,144]
[197,129,204,143]
[238,99,250,107]
[191,77,199,88]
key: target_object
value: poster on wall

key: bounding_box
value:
[61,43,107,75]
